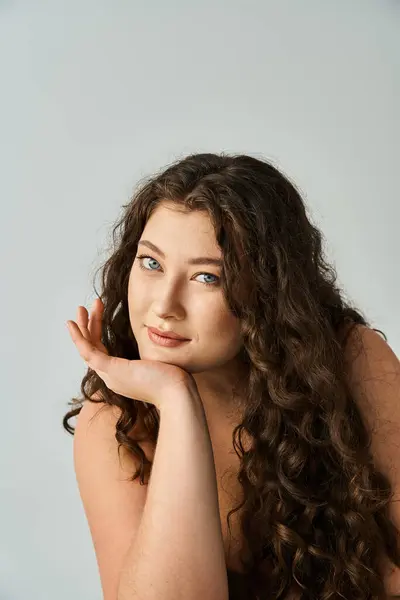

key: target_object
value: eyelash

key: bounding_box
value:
[135,254,220,287]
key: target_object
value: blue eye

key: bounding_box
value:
[135,254,220,287]
[197,273,219,285]
[137,255,160,271]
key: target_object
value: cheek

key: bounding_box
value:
[127,279,144,326]
[200,304,242,344]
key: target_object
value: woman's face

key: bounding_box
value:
[127,201,243,374]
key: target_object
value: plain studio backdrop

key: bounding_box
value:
[0,1,398,598]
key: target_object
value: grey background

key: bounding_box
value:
[0,1,398,599]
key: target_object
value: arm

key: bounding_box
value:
[117,383,229,600]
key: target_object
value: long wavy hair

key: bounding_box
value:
[63,152,400,599]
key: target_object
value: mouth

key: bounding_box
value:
[146,327,191,347]
[146,326,190,341]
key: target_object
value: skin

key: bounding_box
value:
[67,200,249,437]
[127,201,249,434]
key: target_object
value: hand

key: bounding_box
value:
[66,298,195,409]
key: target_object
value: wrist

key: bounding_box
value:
[160,379,206,419]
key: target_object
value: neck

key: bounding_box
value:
[192,358,249,434]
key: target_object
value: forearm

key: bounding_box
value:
[117,384,229,600]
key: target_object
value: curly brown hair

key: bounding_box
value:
[62,152,400,599]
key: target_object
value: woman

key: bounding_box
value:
[63,152,400,599]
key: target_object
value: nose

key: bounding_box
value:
[151,277,187,321]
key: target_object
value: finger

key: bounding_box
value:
[67,320,109,371]
[76,306,91,341]
[69,321,122,388]
[88,298,103,347]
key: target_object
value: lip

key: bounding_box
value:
[147,326,189,341]
[147,327,190,348]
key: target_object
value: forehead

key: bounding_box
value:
[142,202,218,246]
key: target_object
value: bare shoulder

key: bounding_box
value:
[342,323,399,376]
[77,392,156,460]
[340,325,400,594]
[341,323,400,469]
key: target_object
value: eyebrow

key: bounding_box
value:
[138,240,223,267]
